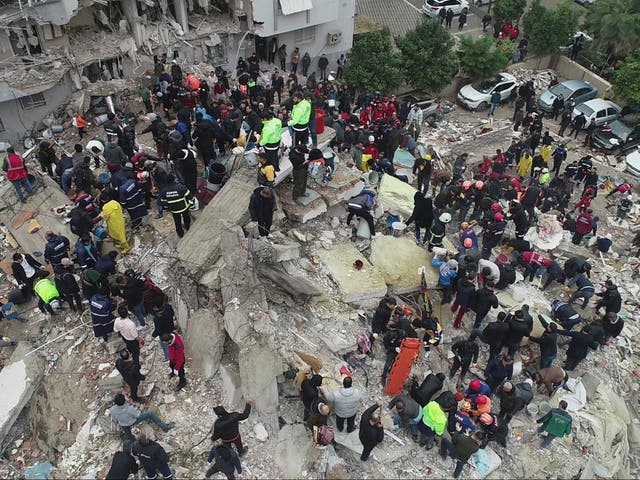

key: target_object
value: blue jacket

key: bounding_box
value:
[44,235,70,265]
[75,238,99,269]
[432,259,457,287]
[118,179,148,220]
[465,381,491,399]
[207,446,242,476]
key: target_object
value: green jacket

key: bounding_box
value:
[34,278,59,304]
[260,118,282,146]
[422,401,447,436]
[538,408,572,438]
[290,99,311,129]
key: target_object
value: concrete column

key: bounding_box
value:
[121,0,144,48]
[173,0,189,34]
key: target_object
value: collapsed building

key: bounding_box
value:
[0,0,355,145]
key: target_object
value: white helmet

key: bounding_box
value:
[628,193,634,201]
[439,212,452,223]
[50,299,61,311]
[368,135,375,143]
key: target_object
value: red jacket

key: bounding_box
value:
[168,332,185,371]
[575,213,593,234]
[4,153,28,181]
[522,251,550,267]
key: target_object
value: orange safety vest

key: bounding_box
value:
[76,115,88,128]
[5,153,27,181]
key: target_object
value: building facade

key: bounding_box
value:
[0,0,355,146]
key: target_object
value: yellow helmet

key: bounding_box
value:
[423,154,432,161]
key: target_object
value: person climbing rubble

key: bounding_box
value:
[359,402,384,461]
[320,376,361,433]
[211,401,253,457]
[115,349,146,403]
[536,400,572,448]
[449,338,479,385]
[132,429,175,480]
[105,442,139,480]
[161,331,187,391]
[205,443,242,480]
[109,394,174,441]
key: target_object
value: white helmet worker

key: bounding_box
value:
[439,212,452,223]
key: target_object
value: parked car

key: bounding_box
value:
[571,99,622,128]
[405,95,440,123]
[590,119,640,154]
[538,80,598,113]
[422,0,469,17]
[575,0,598,6]
[457,73,517,111]
[624,148,640,177]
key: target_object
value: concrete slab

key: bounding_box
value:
[318,242,387,303]
[219,362,243,409]
[333,428,408,463]
[183,309,224,378]
[0,342,44,443]
[273,156,293,187]
[274,424,312,479]
[377,173,418,218]
[282,197,327,224]
[370,235,439,294]
[293,188,321,207]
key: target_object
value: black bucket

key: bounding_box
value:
[208,162,226,185]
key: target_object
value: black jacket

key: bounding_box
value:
[211,403,252,442]
[498,389,524,414]
[95,255,117,277]
[116,357,144,385]
[495,263,516,289]
[301,375,323,409]
[11,254,43,286]
[372,300,393,335]
[121,277,146,307]
[505,315,531,345]
[359,404,384,447]
[132,440,169,468]
[602,315,624,338]
[406,193,433,229]
[248,188,276,222]
[105,451,138,480]
[44,235,70,265]
[452,340,479,363]
[558,330,597,359]
[152,304,176,338]
[55,268,80,295]
[473,287,498,316]
[596,286,621,313]
[529,331,558,357]
[411,373,444,406]
[69,207,94,237]
[483,321,510,344]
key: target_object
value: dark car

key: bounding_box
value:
[590,119,640,154]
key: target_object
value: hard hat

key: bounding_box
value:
[439,212,452,223]
[463,238,473,248]
[50,299,61,311]
[454,392,465,402]
[629,194,634,201]
[462,180,472,190]
[460,401,472,412]
[542,168,549,173]
[479,413,494,425]
[491,202,501,212]
[476,395,488,405]
[494,212,504,221]
[423,154,432,161]
[469,380,481,391]
[368,135,375,143]
[502,382,513,392]
[475,180,484,190]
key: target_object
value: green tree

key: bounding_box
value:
[493,0,527,22]
[458,37,510,81]
[612,51,640,109]
[523,0,579,56]
[584,0,640,57]
[343,30,403,94]
[396,19,459,95]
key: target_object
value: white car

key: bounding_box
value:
[571,99,621,128]
[624,148,640,177]
[457,73,517,111]
[422,0,470,17]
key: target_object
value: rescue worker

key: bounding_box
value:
[75,235,100,270]
[290,145,310,204]
[90,292,116,342]
[100,190,131,254]
[289,92,311,146]
[259,110,282,171]
[119,177,148,230]
[44,231,70,266]
[346,189,376,236]
[33,277,61,316]
[427,212,451,251]
[162,331,187,391]
[54,258,82,312]
[536,400,572,448]
[481,212,506,259]
[160,174,193,238]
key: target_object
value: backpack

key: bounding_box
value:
[314,425,334,446]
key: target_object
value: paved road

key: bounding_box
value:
[405,0,488,40]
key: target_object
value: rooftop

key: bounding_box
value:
[356,0,422,37]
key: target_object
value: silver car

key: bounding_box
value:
[538,80,598,113]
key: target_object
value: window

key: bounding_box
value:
[0,117,4,133]
[294,26,315,44]
[19,93,46,110]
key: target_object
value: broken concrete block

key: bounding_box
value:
[106,336,126,355]
[580,372,601,400]
[98,369,122,391]
[252,239,301,263]
[219,362,243,409]
[253,422,268,442]
[282,197,328,224]
[274,424,311,478]
[469,446,502,478]
[0,342,44,443]
[370,235,439,294]
[183,309,224,379]
[377,173,418,218]
[318,242,387,303]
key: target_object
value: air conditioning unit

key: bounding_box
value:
[327,31,342,46]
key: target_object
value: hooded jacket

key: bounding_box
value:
[406,193,433,229]
[211,403,252,442]
[132,440,169,468]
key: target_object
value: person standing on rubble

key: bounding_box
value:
[211,400,253,456]
[528,320,559,368]
[132,429,175,480]
[381,326,406,385]
[99,190,132,254]
[449,338,479,385]
[259,110,283,171]
[346,188,376,235]
[536,400,572,448]
[118,176,148,231]
[37,141,57,176]
[205,443,243,480]
[160,174,193,238]
[359,402,384,461]
[484,355,514,391]
[116,350,146,403]
[595,279,622,316]
[114,305,145,366]
[3,147,33,203]
[105,442,139,480]
[405,192,433,246]
[249,187,277,237]
[161,331,187,391]
[115,273,147,327]
[90,292,116,342]
[439,431,482,479]
[54,258,83,313]
[289,92,311,146]
[558,326,597,370]
[321,376,362,433]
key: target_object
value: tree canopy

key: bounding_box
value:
[396,19,459,95]
[523,0,580,56]
[343,30,404,94]
[493,0,527,23]
[612,51,640,110]
[584,0,640,57]
[458,37,511,81]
